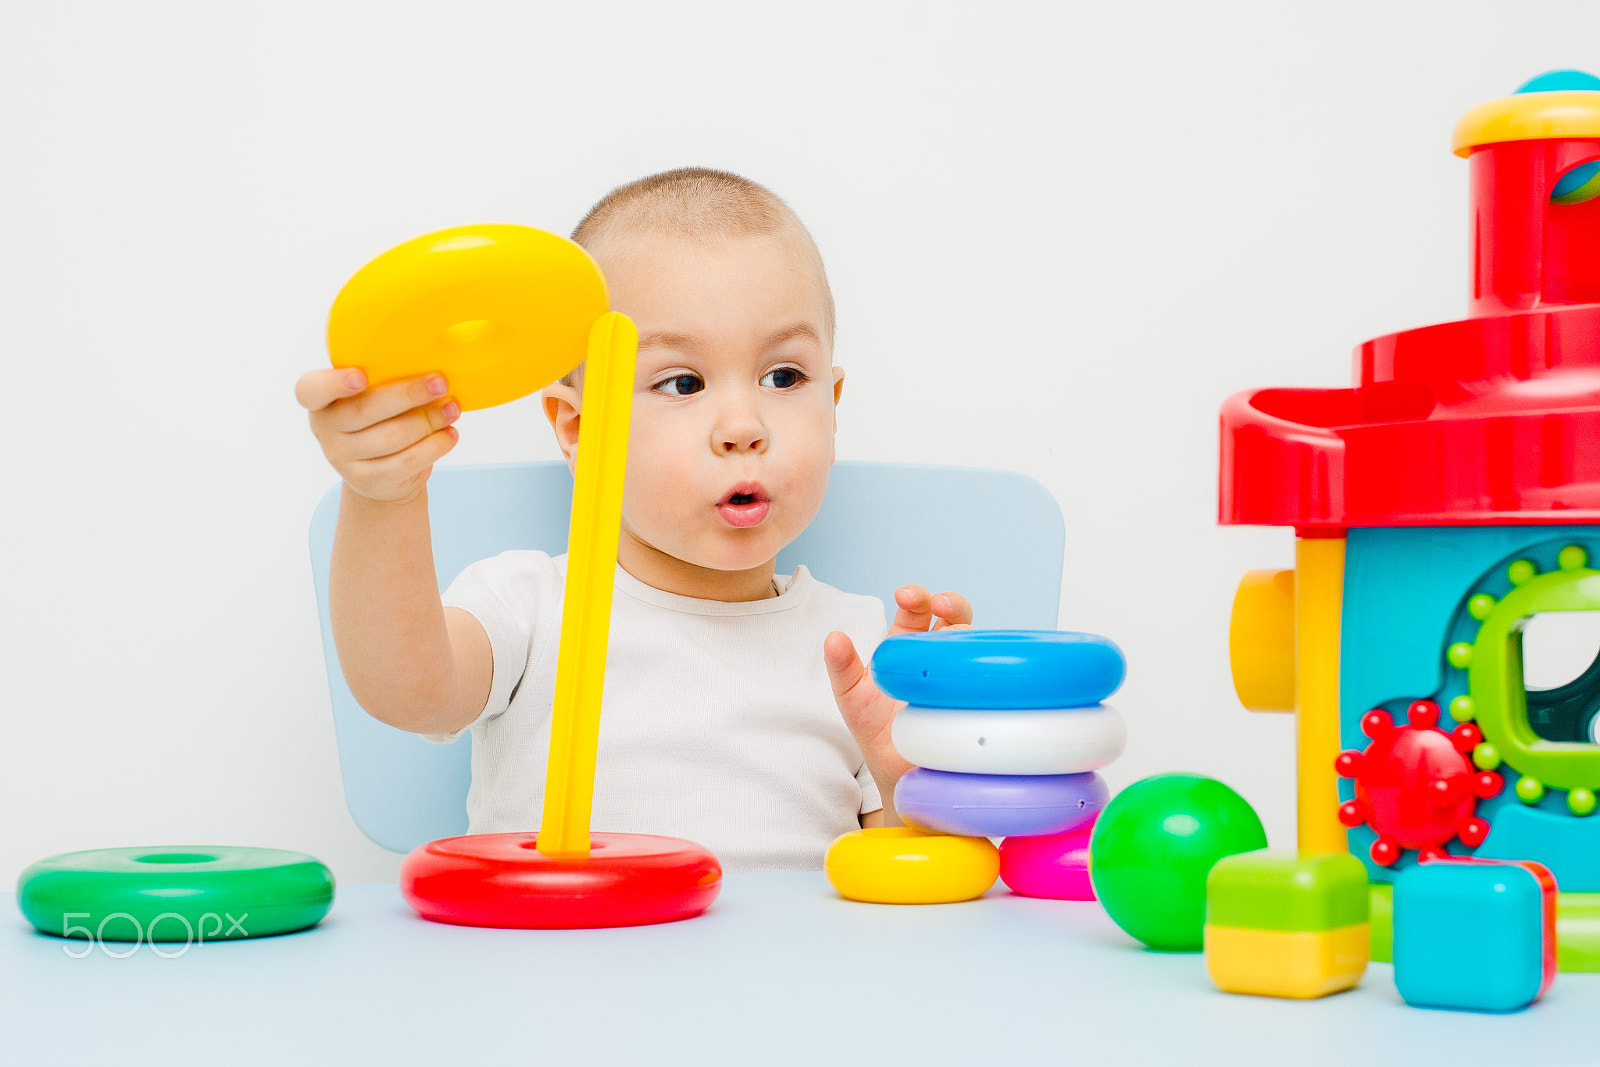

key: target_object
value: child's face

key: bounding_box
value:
[550,229,842,590]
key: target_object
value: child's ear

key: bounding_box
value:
[832,366,845,406]
[541,384,582,474]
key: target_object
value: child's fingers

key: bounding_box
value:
[346,425,459,500]
[336,397,460,463]
[319,374,450,434]
[929,592,973,629]
[296,367,367,412]
[889,587,975,635]
[826,631,903,749]
[887,584,934,635]
[824,631,874,731]
[823,631,864,698]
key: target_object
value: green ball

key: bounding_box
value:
[1089,773,1268,952]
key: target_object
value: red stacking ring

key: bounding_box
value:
[400,832,722,929]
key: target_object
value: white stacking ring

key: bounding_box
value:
[891,704,1126,775]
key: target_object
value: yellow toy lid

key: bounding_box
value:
[1453,90,1600,157]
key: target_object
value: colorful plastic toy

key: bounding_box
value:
[890,705,1126,776]
[829,630,1126,904]
[823,829,1000,905]
[1369,881,1393,963]
[870,630,1125,709]
[400,833,721,928]
[1089,774,1268,952]
[1220,73,1600,968]
[1392,858,1557,1012]
[333,227,719,928]
[1204,850,1369,999]
[1335,700,1502,865]
[538,310,640,857]
[1517,71,1600,203]
[998,823,1096,899]
[894,767,1107,838]
[326,224,608,411]
[17,847,334,942]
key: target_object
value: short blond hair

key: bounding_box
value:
[560,168,834,386]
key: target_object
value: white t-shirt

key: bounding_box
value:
[429,551,889,872]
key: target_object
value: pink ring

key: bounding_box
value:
[999,822,1096,900]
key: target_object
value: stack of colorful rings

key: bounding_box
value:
[824,630,1126,903]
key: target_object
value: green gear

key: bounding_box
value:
[1461,546,1600,791]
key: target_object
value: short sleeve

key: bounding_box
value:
[851,598,889,671]
[856,763,883,816]
[846,591,889,816]
[421,550,563,743]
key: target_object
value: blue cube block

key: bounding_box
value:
[1392,860,1555,1013]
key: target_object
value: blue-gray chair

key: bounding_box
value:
[310,461,1065,852]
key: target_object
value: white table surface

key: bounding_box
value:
[4,874,1596,1066]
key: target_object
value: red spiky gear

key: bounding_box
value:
[1334,699,1503,866]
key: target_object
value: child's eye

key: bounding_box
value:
[761,367,809,390]
[652,373,704,396]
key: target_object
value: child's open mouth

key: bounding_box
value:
[716,483,771,528]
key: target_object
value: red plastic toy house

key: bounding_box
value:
[1219,75,1600,969]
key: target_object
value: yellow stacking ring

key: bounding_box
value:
[824,828,999,904]
[327,224,610,411]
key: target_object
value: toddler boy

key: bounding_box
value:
[296,168,972,870]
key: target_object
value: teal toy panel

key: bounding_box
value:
[1340,526,1600,887]
[1475,805,1600,888]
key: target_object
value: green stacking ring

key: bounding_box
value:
[17,846,335,942]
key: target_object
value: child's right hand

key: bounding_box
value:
[295,368,462,504]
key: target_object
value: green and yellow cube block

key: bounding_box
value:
[1204,850,1369,999]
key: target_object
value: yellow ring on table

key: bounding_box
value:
[824,827,999,904]
[326,224,609,411]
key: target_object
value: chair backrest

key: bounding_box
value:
[310,461,1065,852]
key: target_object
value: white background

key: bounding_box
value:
[4,0,1597,886]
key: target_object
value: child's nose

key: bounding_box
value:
[714,411,768,454]
[718,429,767,454]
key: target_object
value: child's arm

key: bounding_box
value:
[825,586,975,826]
[296,368,491,736]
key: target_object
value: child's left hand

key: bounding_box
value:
[825,585,973,826]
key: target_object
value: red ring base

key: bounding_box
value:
[399,832,722,929]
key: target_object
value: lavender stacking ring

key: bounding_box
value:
[894,768,1109,838]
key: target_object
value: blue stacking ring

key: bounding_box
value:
[894,768,1109,838]
[870,630,1125,708]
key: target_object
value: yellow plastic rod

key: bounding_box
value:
[1295,535,1347,854]
[538,311,638,857]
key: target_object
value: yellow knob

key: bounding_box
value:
[1230,569,1296,712]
